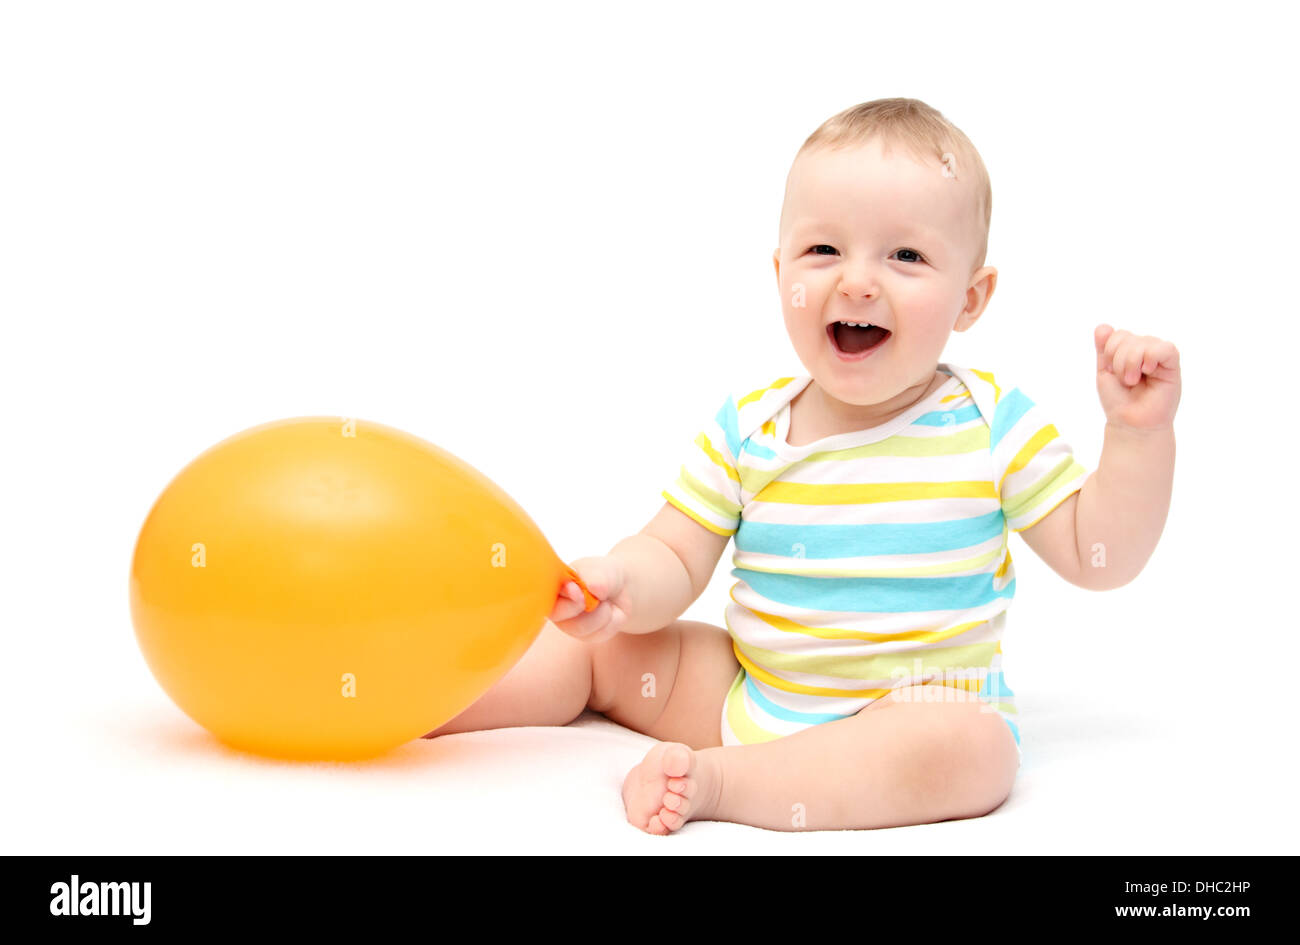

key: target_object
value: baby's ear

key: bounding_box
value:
[954,266,997,331]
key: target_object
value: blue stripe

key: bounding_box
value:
[978,670,1016,701]
[732,569,1016,612]
[979,671,1020,746]
[745,674,852,724]
[715,397,742,461]
[741,439,777,461]
[989,388,1033,450]
[914,404,983,427]
[735,509,1005,558]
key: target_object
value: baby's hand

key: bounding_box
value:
[1094,324,1181,433]
[550,556,629,644]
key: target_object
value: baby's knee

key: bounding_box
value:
[870,698,1016,817]
[929,709,1019,815]
[585,624,683,719]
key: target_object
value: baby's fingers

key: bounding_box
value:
[1118,340,1146,385]
[555,599,623,642]
[548,582,589,623]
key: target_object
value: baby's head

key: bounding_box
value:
[774,98,997,414]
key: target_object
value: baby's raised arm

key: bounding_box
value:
[551,503,730,641]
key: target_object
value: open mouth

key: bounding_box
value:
[828,320,891,357]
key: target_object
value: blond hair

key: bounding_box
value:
[787,98,992,271]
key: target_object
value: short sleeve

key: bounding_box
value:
[988,384,1089,532]
[661,395,744,537]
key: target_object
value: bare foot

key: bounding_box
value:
[621,741,721,835]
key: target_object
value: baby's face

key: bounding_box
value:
[773,139,995,410]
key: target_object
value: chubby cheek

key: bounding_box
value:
[781,303,828,358]
[778,274,830,334]
[910,300,961,349]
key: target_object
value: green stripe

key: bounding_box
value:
[734,428,991,498]
[759,424,991,464]
[733,637,1001,682]
[725,669,783,743]
[1004,457,1086,521]
[676,468,741,519]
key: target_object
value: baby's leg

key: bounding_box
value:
[423,620,592,735]
[424,618,737,748]
[623,681,1019,834]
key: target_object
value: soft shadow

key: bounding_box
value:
[1018,700,1185,773]
[124,713,621,773]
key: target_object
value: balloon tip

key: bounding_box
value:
[562,567,600,613]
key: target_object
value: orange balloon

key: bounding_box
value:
[129,416,596,761]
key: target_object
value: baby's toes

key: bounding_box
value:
[656,789,694,830]
[656,806,686,831]
[661,743,692,780]
[646,813,673,835]
[653,745,696,832]
[662,789,691,819]
[622,741,698,835]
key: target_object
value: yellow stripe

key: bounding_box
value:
[737,377,796,410]
[1003,457,1086,523]
[695,431,740,483]
[661,490,735,537]
[732,587,998,644]
[733,644,891,698]
[733,636,1001,683]
[733,433,992,497]
[735,645,990,699]
[734,545,1002,578]
[724,665,784,743]
[673,465,741,519]
[994,518,1011,578]
[760,418,776,437]
[756,479,996,505]
[971,368,1001,402]
[998,423,1058,494]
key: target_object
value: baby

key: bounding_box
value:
[427,98,1181,833]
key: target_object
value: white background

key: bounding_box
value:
[2,0,1297,855]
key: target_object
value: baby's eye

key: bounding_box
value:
[806,245,926,263]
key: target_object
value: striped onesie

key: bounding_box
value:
[662,362,1089,766]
